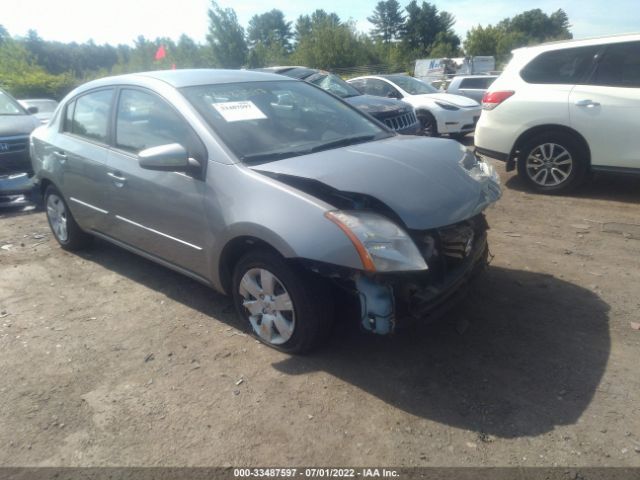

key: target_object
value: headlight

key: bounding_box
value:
[325,210,428,272]
[460,151,500,184]
[435,101,459,111]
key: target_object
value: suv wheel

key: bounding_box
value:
[231,250,333,354]
[45,186,92,250]
[517,133,587,193]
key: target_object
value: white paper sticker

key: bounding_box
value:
[212,101,267,122]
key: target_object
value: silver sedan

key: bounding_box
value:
[30,69,501,353]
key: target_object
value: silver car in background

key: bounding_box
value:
[30,69,501,353]
[446,75,498,103]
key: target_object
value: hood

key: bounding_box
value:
[415,92,480,108]
[0,115,40,137]
[252,136,500,230]
[345,94,412,118]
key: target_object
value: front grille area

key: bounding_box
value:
[382,111,418,131]
[0,135,31,174]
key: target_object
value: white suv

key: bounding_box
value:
[475,33,640,193]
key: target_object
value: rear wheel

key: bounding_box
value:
[231,250,333,354]
[517,133,587,194]
[417,112,438,137]
[44,186,92,250]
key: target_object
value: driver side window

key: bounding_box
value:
[365,79,401,98]
[115,89,205,161]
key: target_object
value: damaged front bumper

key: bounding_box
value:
[0,173,35,207]
[350,214,489,334]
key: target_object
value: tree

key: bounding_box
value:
[206,1,247,68]
[247,10,292,50]
[367,0,405,44]
[464,9,572,66]
[402,1,460,56]
[463,25,500,57]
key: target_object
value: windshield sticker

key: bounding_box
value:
[212,101,267,122]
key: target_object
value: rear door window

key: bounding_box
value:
[67,89,114,143]
[590,41,640,88]
[459,77,494,89]
[521,46,600,85]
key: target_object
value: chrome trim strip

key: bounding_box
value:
[115,215,203,251]
[70,197,109,214]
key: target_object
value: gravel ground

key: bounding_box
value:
[1,159,639,467]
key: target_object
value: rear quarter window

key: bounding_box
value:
[591,41,640,88]
[521,46,600,85]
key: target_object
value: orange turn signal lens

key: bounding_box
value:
[325,211,376,272]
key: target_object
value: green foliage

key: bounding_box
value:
[292,15,379,70]
[464,9,572,65]
[207,1,247,68]
[401,1,460,58]
[0,37,76,99]
[248,10,292,50]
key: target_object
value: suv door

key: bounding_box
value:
[105,88,209,278]
[55,88,114,232]
[569,41,640,169]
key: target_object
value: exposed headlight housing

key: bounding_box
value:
[435,101,459,111]
[460,151,500,184]
[325,210,428,273]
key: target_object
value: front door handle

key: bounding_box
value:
[107,171,127,187]
[575,99,601,108]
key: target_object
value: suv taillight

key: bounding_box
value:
[482,91,515,110]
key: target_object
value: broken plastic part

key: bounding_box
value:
[355,275,395,335]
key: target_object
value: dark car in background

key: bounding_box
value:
[0,87,40,207]
[256,67,420,135]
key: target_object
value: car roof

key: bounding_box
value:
[77,69,294,91]
[514,32,640,55]
[253,66,321,80]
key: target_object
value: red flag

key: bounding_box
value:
[154,45,166,61]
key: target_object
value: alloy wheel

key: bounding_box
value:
[525,143,573,187]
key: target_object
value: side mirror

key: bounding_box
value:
[138,143,200,172]
[27,106,39,114]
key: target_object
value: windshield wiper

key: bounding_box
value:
[240,150,307,164]
[309,134,379,153]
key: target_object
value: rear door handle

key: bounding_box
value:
[107,171,127,187]
[53,151,67,163]
[575,99,600,108]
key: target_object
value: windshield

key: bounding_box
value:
[182,80,389,164]
[384,75,439,95]
[307,73,362,99]
[0,90,26,115]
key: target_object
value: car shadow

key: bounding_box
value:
[273,265,610,439]
[505,170,640,204]
[78,241,610,439]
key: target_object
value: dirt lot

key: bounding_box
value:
[1,159,640,467]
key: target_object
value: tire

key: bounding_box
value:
[44,186,92,250]
[517,133,587,194]
[231,249,333,354]
[417,112,439,137]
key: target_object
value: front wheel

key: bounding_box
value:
[231,250,333,354]
[417,112,439,137]
[44,186,92,250]
[517,133,587,194]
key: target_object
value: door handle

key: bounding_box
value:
[53,151,67,163]
[107,171,127,187]
[575,99,600,108]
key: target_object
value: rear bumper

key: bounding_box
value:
[475,146,509,162]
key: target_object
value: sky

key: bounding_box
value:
[2,0,639,46]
